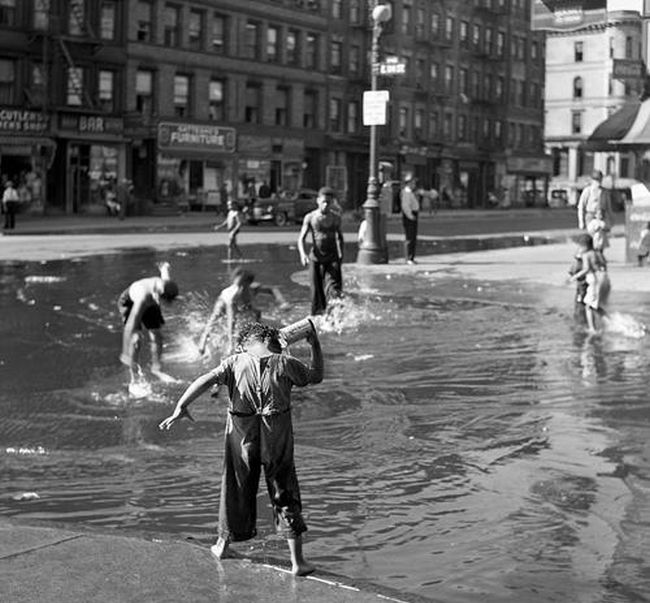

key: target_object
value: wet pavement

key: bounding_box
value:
[1,209,645,603]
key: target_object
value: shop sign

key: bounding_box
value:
[58,113,124,135]
[506,156,552,174]
[158,122,236,153]
[0,108,49,134]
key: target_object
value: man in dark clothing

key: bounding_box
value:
[297,186,344,315]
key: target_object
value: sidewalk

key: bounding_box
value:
[0,518,416,603]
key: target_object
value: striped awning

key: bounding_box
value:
[586,99,650,150]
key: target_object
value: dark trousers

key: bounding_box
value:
[402,214,418,261]
[309,259,342,315]
[3,201,16,229]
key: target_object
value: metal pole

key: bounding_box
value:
[357,19,389,264]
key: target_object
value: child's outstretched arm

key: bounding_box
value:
[158,371,219,430]
[198,297,226,354]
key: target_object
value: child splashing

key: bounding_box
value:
[569,234,610,333]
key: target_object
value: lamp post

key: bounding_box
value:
[357,3,391,265]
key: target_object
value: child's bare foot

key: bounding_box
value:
[292,560,316,576]
[210,538,232,560]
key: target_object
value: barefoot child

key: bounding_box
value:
[159,321,323,576]
[215,200,243,261]
[569,234,610,332]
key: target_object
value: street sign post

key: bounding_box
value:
[363,90,389,126]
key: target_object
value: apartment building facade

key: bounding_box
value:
[544,9,643,205]
[0,0,549,214]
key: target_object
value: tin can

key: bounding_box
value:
[280,318,315,345]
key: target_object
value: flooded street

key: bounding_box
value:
[1,242,649,602]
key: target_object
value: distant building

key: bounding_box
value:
[0,0,549,214]
[544,9,644,205]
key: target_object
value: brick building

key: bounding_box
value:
[0,0,549,214]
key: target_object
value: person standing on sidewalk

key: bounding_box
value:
[117,178,133,221]
[577,170,613,231]
[297,186,344,315]
[401,174,419,264]
[2,180,19,230]
[159,321,323,576]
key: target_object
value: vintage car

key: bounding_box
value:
[245,189,319,226]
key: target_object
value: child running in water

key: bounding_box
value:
[159,321,323,576]
[215,200,243,261]
[569,234,610,333]
[636,221,650,266]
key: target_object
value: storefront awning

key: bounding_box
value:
[585,99,650,150]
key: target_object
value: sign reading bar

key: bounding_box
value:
[158,122,236,153]
[59,113,124,135]
[613,59,645,82]
[363,90,390,126]
[378,56,406,76]
[0,108,49,133]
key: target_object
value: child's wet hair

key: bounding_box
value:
[231,267,255,284]
[237,322,280,347]
[577,233,594,250]
[161,280,179,301]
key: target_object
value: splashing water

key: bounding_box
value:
[603,311,647,339]
[312,294,383,335]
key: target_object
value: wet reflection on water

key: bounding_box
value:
[1,244,649,602]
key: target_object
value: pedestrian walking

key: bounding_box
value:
[577,170,613,231]
[401,174,419,264]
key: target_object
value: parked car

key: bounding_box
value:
[547,188,569,208]
[245,189,319,226]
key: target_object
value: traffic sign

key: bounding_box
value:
[363,90,389,126]
[378,56,406,76]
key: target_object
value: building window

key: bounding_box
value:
[244,21,259,59]
[443,112,453,139]
[347,100,359,133]
[212,14,226,53]
[429,111,438,137]
[445,16,454,40]
[485,28,493,54]
[620,156,630,178]
[0,58,15,104]
[444,65,454,94]
[329,97,342,131]
[414,108,424,139]
[188,10,204,50]
[349,45,360,75]
[245,83,260,123]
[472,70,480,98]
[68,0,85,35]
[305,33,317,69]
[28,63,46,105]
[135,69,153,116]
[330,41,342,74]
[332,0,342,18]
[136,0,153,42]
[572,111,582,134]
[496,76,504,101]
[399,106,409,137]
[573,76,583,99]
[459,68,468,95]
[33,0,50,30]
[431,13,440,36]
[609,37,614,58]
[497,31,505,56]
[0,0,16,26]
[275,86,289,126]
[401,5,411,34]
[304,90,317,128]
[286,29,298,65]
[164,4,181,47]
[430,62,439,84]
[173,74,190,117]
[517,80,525,106]
[458,114,467,141]
[531,40,538,60]
[574,41,583,62]
[266,26,279,62]
[98,70,114,112]
[416,59,425,83]
[66,67,84,106]
[100,2,116,40]
[460,21,468,43]
[350,0,361,24]
[495,120,502,142]
[472,23,480,46]
[626,35,633,58]
[415,7,425,38]
[209,79,224,121]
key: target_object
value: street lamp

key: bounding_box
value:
[357,2,391,265]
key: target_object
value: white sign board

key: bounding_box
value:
[363,90,389,126]
[379,58,406,75]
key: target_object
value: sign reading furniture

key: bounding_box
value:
[157,122,236,153]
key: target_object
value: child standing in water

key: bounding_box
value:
[215,200,243,261]
[159,322,323,576]
[636,221,650,266]
[569,234,610,333]
[586,208,610,255]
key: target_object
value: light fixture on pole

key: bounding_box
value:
[357,2,391,265]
